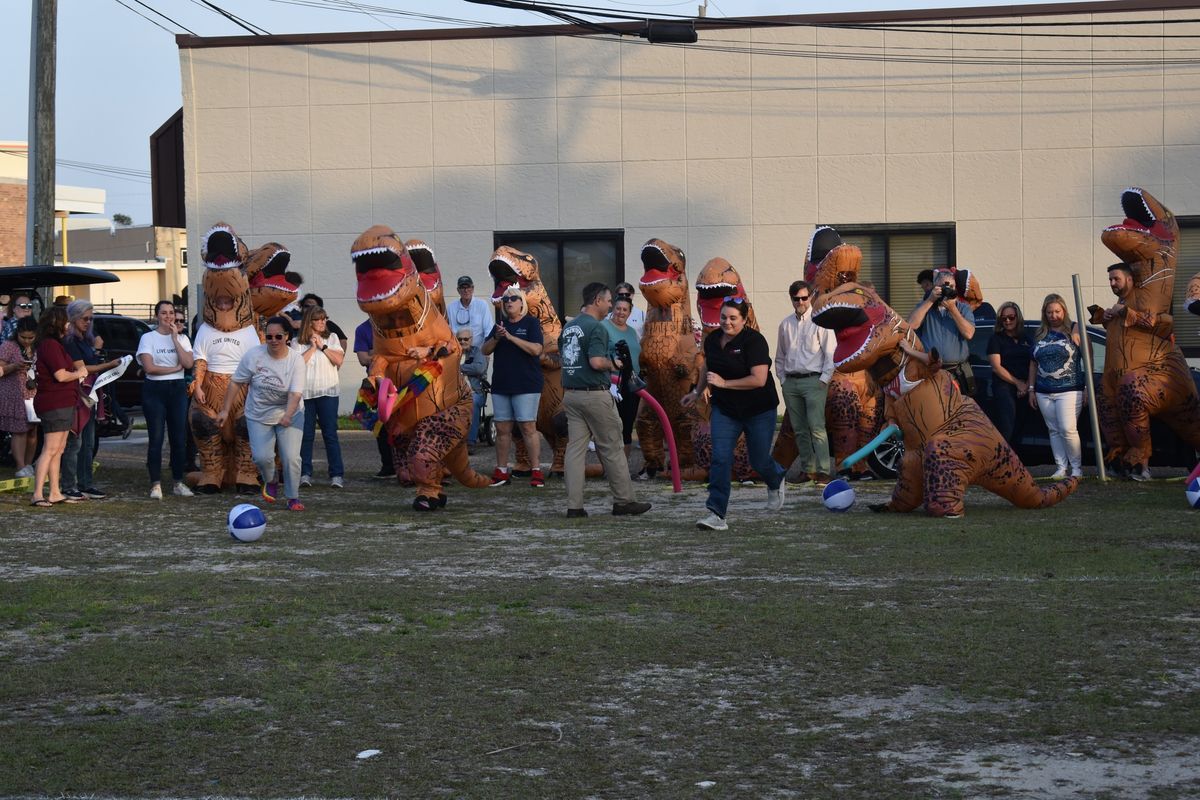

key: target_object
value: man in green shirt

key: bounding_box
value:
[560,283,652,518]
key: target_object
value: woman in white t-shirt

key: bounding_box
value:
[217,316,307,511]
[294,306,345,488]
[136,301,195,500]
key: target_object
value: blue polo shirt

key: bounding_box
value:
[913,297,974,364]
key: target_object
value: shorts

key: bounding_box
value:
[492,392,541,423]
[37,405,74,433]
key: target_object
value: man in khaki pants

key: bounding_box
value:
[775,279,836,486]
[560,282,652,519]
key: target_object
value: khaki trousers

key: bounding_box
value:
[564,389,635,509]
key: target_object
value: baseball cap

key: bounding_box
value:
[457,275,473,288]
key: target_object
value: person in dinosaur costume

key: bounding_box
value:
[405,239,448,318]
[810,281,1079,517]
[487,246,567,475]
[189,223,262,493]
[1088,188,1200,477]
[246,241,302,335]
[633,239,707,481]
[352,225,489,510]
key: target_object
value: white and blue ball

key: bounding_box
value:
[228,503,267,542]
[822,479,856,512]
[1186,477,1200,509]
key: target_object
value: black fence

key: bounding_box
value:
[96,302,186,322]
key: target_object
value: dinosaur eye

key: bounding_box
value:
[854,289,864,295]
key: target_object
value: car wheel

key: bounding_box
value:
[867,435,904,479]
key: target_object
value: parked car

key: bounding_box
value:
[865,315,1200,477]
[91,312,152,413]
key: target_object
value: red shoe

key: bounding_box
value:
[530,468,545,488]
[287,498,305,512]
[490,467,511,487]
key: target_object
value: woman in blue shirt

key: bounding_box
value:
[1027,294,1085,479]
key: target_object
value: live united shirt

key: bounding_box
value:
[192,323,261,374]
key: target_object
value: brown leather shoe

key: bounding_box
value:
[612,501,652,516]
[811,472,832,487]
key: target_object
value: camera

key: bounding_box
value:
[933,284,957,304]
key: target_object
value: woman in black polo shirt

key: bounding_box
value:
[681,297,787,531]
[986,301,1033,445]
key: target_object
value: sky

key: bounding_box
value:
[2,0,1076,226]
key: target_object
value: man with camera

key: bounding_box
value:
[908,267,977,396]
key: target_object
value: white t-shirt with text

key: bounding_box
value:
[136,329,193,381]
[192,323,261,374]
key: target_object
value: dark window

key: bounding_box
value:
[834,224,956,312]
[1173,219,1200,358]
[493,230,624,316]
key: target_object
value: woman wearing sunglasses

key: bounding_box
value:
[482,287,544,488]
[217,316,306,510]
[681,296,787,531]
[986,301,1033,446]
[1,293,37,341]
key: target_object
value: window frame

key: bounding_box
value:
[493,229,625,315]
[832,222,957,309]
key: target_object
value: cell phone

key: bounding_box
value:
[489,325,501,339]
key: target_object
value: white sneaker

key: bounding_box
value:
[149,484,163,500]
[1131,464,1152,482]
[766,482,786,511]
[330,476,344,489]
[173,482,194,497]
[15,465,34,479]
[697,511,728,531]
[300,474,313,488]
[1070,468,1083,479]
[1049,469,1068,480]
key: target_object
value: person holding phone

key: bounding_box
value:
[0,317,39,478]
[481,287,544,488]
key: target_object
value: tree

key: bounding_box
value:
[112,213,133,226]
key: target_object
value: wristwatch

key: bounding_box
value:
[320,345,328,352]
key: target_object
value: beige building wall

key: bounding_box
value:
[179,4,1200,387]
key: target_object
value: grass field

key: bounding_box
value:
[2,439,1199,798]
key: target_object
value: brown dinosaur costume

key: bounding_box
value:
[811,282,1078,517]
[246,242,302,335]
[189,223,260,493]
[634,239,706,481]
[1090,188,1200,473]
[352,226,489,509]
[405,239,448,318]
[487,246,567,474]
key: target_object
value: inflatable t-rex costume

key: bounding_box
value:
[405,239,447,318]
[487,246,567,474]
[635,239,707,481]
[189,223,260,493]
[811,282,1078,517]
[352,226,489,509]
[246,242,301,334]
[1090,188,1200,473]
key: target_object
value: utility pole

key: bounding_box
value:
[26,0,57,266]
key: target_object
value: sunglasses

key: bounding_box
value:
[16,303,34,309]
[456,338,472,343]
[264,333,287,341]
[999,314,1017,321]
[723,296,746,304]
[616,293,632,299]
[791,294,810,302]
[502,296,521,303]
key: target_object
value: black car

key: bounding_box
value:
[91,312,152,412]
[866,316,1200,477]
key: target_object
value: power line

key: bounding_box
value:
[128,0,197,34]
[189,0,271,35]
[110,0,176,34]
[0,149,152,182]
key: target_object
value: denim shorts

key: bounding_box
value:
[492,392,541,422]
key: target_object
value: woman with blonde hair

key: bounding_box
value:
[481,286,544,487]
[1027,293,1085,479]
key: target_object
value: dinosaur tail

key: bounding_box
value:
[445,440,491,488]
[1006,474,1081,509]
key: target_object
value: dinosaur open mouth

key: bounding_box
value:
[249,250,299,294]
[1105,188,1174,241]
[695,282,738,327]
[812,302,881,366]
[406,244,441,294]
[354,247,411,303]
[488,257,531,302]
[640,268,676,287]
[203,227,241,270]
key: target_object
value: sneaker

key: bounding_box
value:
[1070,469,1083,479]
[696,511,728,531]
[1048,469,1068,480]
[149,484,163,500]
[635,468,655,482]
[173,482,194,497]
[490,467,511,487]
[1130,464,1152,482]
[766,482,786,511]
[300,474,313,488]
[372,468,395,480]
[530,469,545,489]
[811,472,832,488]
[261,482,278,503]
[612,500,652,516]
[566,508,588,518]
[80,487,107,499]
[288,498,306,511]
[331,476,344,489]
[63,490,87,501]
[14,465,34,479]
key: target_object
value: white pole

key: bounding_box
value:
[1072,274,1107,481]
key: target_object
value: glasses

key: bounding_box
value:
[78,315,93,321]
[502,296,521,303]
[791,294,810,302]
[264,333,287,341]
[456,338,472,343]
[16,303,34,309]
[723,296,745,304]
[999,314,1017,321]
[616,293,632,299]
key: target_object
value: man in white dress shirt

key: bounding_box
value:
[774,279,837,485]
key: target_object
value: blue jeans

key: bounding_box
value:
[143,379,189,483]
[706,405,786,519]
[61,412,95,492]
[468,390,486,444]
[247,415,304,500]
[301,395,344,478]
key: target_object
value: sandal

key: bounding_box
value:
[30,499,52,508]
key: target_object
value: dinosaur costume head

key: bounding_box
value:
[805,226,862,292]
[351,225,422,319]
[639,238,688,309]
[1102,188,1178,287]
[200,223,254,332]
[488,245,562,356]
[246,242,302,321]
[812,282,913,385]
[696,257,757,331]
[932,267,985,312]
[404,239,447,316]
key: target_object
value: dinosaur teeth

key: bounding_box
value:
[352,246,392,259]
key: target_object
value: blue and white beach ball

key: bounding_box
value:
[822,479,856,512]
[228,503,267,542]
[1186,477,1200,509]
